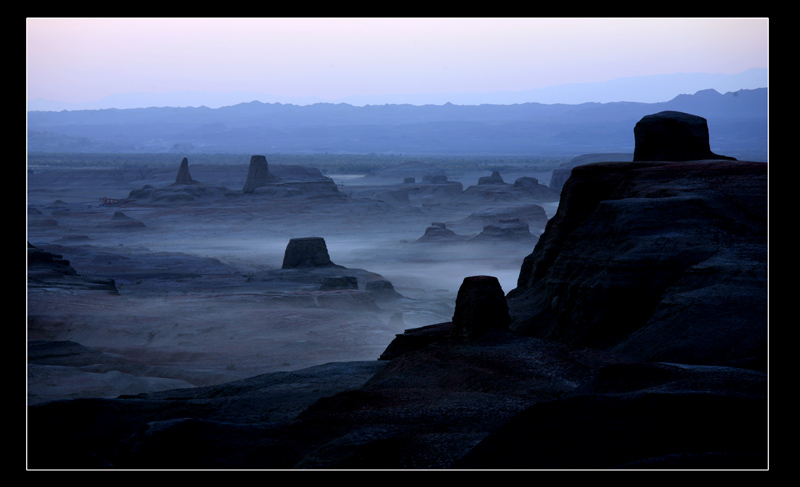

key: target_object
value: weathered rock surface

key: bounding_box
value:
[455,362,767,469]
[508,159,767,367]
[27,242,119,294]
[633,111,736,162]
[549,153,633,192]
[241,155,280,193]
[281,237,342,269]
[450,276,510,338]
[173,157,194,185]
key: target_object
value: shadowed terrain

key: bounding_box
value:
[27,111,768,470]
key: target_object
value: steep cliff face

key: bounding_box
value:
[507,159,767,367]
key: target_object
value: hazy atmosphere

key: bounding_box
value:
[27,17,769,470]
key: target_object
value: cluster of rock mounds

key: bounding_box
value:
[414,219,537,244]
[352,160,560,209]
[348,167,465,207]
[447,171,560,206]
[125,155,341,203]
[411,202,548,244]
[27,111,767,470]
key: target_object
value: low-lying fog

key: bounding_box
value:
[27,162,559,404]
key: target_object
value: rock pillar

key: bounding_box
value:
[451,275,510,338]
[242,155,278,193]
[174,157,193,185]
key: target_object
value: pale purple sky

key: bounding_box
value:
[26,17,769,105]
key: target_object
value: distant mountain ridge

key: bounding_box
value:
[27,68,767,111]
[27,87,768,160]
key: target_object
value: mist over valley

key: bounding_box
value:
[27,87,768,469]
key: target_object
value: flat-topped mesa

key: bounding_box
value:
[173,157,194,185]
[451,275,510,338]
[242,155,279,193]
[281,237,343,269]
[633,111,736,162]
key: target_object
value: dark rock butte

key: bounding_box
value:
[281,237,342,269]
[633,111,736,162]
[451,275,511,338]
[242,155,279,193]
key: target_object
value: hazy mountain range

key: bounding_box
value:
[28,69,768,111]
[27,83,768,161]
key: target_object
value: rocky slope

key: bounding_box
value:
[508,160,766,368]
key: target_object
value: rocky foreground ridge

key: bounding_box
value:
[27,112,768,470]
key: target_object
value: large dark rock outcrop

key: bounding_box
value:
[633,111,736,162]
[451,276,510,338]
[549,153,633,192]
[507,158,767,367]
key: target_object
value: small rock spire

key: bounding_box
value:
[174,157,194,185]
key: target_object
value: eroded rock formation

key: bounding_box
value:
[633,111,736,162]
[242,155,279,193]
[173,157,194,185]
[451,275,510,338]
[413,222,468,243]
[281,237,342,269]
[508,142,765,367]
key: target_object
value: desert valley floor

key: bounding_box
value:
[27,160,560,405]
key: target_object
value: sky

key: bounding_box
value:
[26,17,769,107]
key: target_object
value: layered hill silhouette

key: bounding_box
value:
[27,88,767,159]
